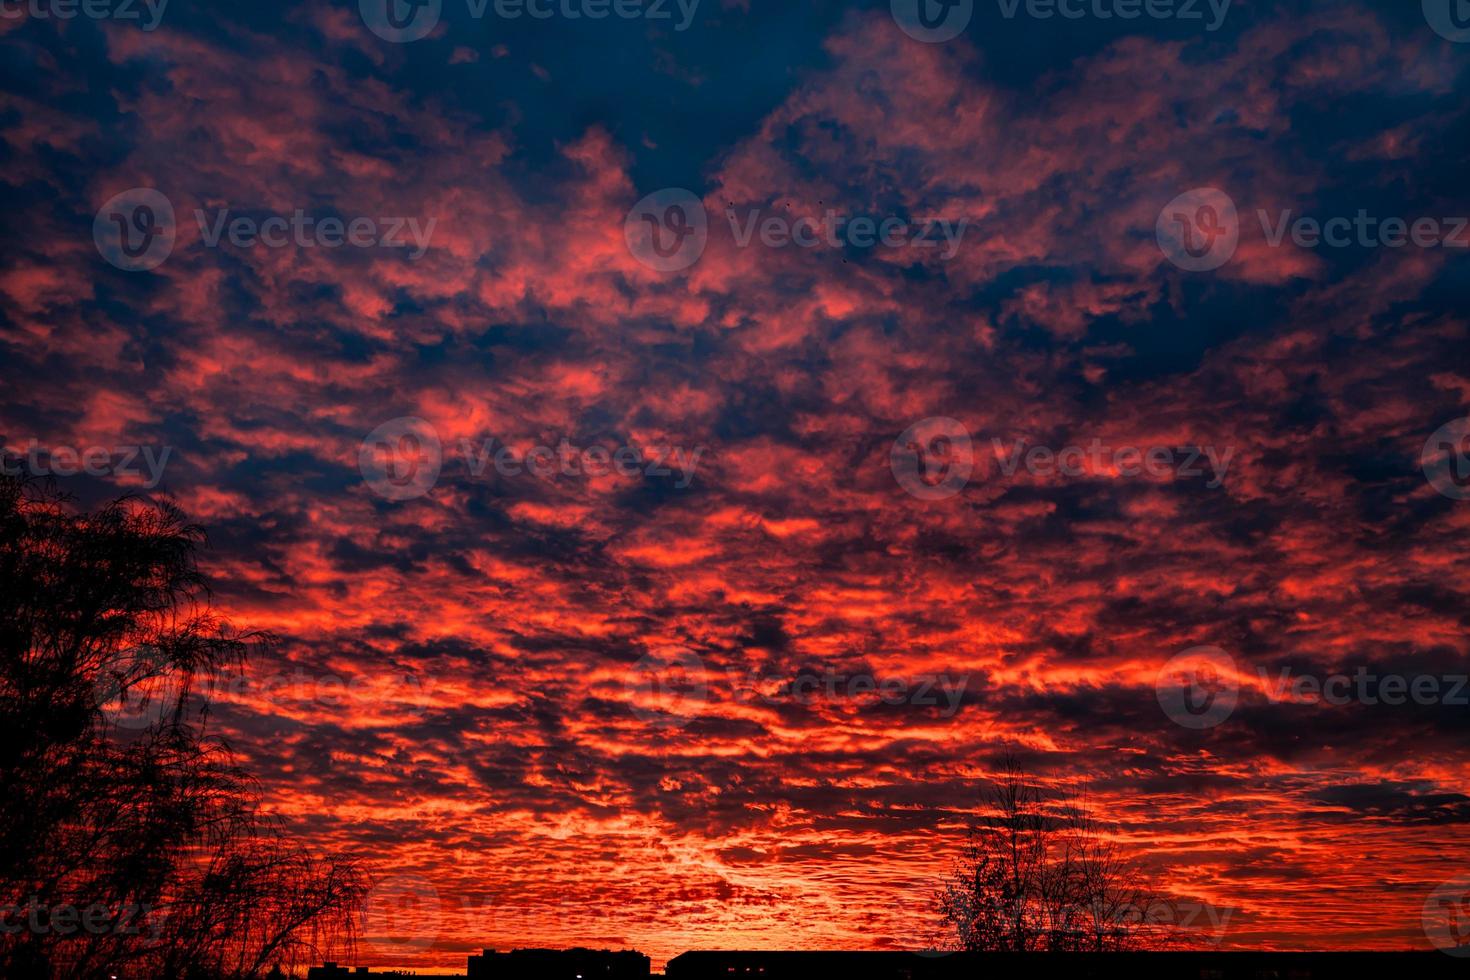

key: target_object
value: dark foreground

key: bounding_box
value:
[311,948,1470,979]
[668,950,1470,978]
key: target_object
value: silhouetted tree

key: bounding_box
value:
[937,757,1177,953]
[0,475,366,979]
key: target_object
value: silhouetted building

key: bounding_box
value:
[308,947,650,980]
[467,947,650,978]
[664,950,1470,979]
[306,964,460,980]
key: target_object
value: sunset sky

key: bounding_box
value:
[4,0,1470,971]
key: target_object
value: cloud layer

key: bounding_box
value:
[3,0,1469,969]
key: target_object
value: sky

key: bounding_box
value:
[4,0,1470,971]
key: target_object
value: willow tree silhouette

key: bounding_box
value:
[936,758,1180,953]
[0,475,366,979]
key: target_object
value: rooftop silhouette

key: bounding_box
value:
[308,947,651,980]
[310,948,1470,980]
